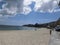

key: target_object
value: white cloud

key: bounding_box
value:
[0,0,32,16]
[54,9,60,12]
[22,6,32,15]
[33,0,60,13]
[23,0,60,13]
[0,0,60,17]
[23,0,32,6]
[0,0,23,17]
[42,0,51,3]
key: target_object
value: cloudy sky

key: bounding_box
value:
[0,0,60,26]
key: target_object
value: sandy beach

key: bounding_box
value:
[0,28,50,45]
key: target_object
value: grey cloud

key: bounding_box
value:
[0,0,23,16]
[0,0,60,17]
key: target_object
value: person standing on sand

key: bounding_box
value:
[50,28,54,35]
[50,29,52,35]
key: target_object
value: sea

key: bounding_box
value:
[0,26,39,30]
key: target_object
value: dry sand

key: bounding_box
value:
[0,28,50,45]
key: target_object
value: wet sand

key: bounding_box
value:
[0,28,50,45]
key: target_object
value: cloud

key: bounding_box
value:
[23,0,60,14]
[0,0,60,17]
[24,0,60,12]
[23,0,32,6]
[33,0,60,13]
[22,6,32,15]
[0,0,23,17]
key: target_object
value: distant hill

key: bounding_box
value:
[23,18,60,29]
